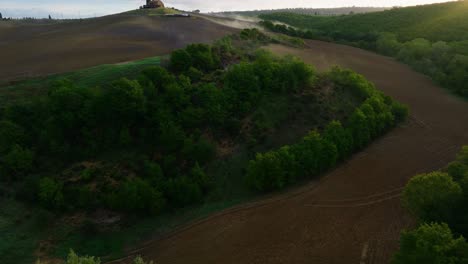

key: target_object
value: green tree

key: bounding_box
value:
[185,44,217,72]
[185,66,203,82]
[360,103,378,138]
[104,78,146,121]
[398,38,432,62]
[158,121,186,153]
[291,131,322,177]
[348,109,370,150]
[318,138,338,173]
[392,223,468,264]
[0,120,26,154]
[447,161,467,182]
[224,62,261,114]
[323,121,353,160]
[376,32,402,56]
[246,146,296,192]
[141,66,176,92]
[403,172,462,222]
[2,144,34,179]
[170,49,193,72]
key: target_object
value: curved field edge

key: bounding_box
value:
[106,40,468,264]
[1,32,405,264]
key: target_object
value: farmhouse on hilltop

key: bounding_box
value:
[143,0,165,9]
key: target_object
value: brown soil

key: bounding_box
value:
[108,41,468,264]
[0,13,236,82]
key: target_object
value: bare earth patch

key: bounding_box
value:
[0,14,237,83]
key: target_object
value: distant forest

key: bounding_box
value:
[211,7,388,17]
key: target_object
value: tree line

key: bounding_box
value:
[246,67,408,192]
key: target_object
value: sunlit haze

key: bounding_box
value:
[0,0,457,18]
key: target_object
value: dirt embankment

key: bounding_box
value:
[0,14,237,82]
[110,41,468,264]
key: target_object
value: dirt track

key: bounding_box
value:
[0,14,236,82]
[109,41,468,264]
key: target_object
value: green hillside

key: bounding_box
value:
[260,1,468,97]
[260,1,468,42]
[0,56,161,104]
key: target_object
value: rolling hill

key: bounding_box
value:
[260,1,468,97]
[0,9,236,83]
[259,1,468,42]
[3,3,468,264]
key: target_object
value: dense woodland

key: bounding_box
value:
[259,1,468,97]
[0,29,407,262]
[393,146,468,263]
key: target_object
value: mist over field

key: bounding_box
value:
[0,0,457,18]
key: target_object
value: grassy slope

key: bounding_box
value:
[0,56,162,104]
[260,1,468,42]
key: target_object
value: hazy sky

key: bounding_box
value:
[0,0,456,18]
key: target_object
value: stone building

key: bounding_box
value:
[143,0,165,9]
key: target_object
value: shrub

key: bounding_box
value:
[38,177,64,209]
[36,250,154,264]
[190,163,212,193]
[164,176,203,207]
[112,178,165,215]
[391,101,409,123]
